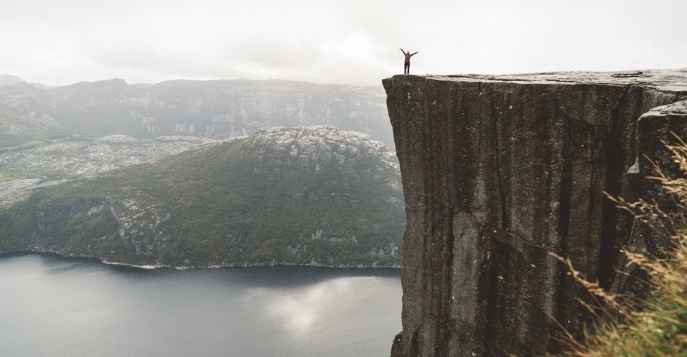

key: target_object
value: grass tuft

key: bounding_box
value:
[560,135,687,356]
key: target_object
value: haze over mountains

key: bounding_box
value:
[0,74,25,87]
[0,75,392,148]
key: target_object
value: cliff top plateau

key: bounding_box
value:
[407,68,687,91]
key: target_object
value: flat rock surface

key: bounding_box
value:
[418,68,687,92]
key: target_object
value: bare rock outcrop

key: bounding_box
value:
[384,70,687,356]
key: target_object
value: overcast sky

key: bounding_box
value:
[1,0,685,86]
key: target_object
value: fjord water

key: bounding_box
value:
[0,253,401,357]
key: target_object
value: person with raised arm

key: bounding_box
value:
[400,48,418,74]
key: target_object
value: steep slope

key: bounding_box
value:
[0,82,65,145]
[0,126,404,267]
[384,70,687,356]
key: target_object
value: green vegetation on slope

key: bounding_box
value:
[0,126,405,267]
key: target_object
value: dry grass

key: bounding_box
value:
[559,136,687,356]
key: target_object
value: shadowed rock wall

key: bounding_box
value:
[384,70,687,356]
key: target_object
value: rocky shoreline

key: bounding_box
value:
[0,249,402,270]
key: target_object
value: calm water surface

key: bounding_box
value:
[0,253,401,357]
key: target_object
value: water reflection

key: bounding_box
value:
[0,253,401,357]
[248,277,357,336]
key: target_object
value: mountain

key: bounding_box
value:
[0,134,219,209]
[0,81,64,147]
[0,126,405,267]
[0,78,393,148]
[0,74,25,87]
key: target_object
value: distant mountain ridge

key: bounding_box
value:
[0,126,404,268]
[0,77,392,148]
[0,74,25,87]
[0,74,26,87]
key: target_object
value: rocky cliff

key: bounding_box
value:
[384,70,687,356]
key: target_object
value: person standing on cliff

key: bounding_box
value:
[400,48,418,75]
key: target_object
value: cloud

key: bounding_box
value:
[1,0,685,86]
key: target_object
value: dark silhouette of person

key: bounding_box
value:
[400,48,418,75]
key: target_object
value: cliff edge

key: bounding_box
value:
[384,70,687,356]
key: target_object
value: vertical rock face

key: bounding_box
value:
[384,70,687,356]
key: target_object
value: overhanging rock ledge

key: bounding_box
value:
[384,70,687,356]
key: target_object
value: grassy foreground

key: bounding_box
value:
[561,138,687,356]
